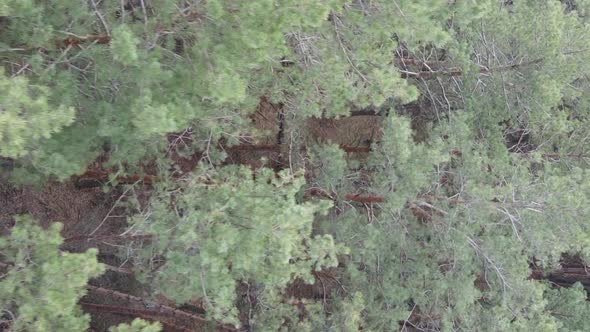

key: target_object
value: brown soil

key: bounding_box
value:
[305,115,383,147]
[0,180,120,240]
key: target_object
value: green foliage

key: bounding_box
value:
[3,0,590,330]
[252,297,325,332]
[318,107,590,330]
[308,143,348,192]
[252,290,366,331]
[326,291,367,331]
[0,215,104,331]
[0,0,489,180]
[452,0,590,156]
[126,166,346,326]
[109,319,162,332]
[368,113,445,210]
[0,68,74,158]
[544,282,590,331]
[111,25,139,66]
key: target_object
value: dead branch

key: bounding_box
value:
[399,58,544,80]
[63,234,154,243]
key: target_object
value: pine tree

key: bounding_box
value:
[0,0,485,181]
[124,165,346,326]
[0,215,104,331]
[309,1,590,328]
[0,68,74,159]
[4,1,590,330]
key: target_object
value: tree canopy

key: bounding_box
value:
[3,0,590,331]
[0,216,103,331]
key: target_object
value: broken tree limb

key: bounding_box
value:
[63,233,154,244]
[55,35,111,49]
[343,193,385,204]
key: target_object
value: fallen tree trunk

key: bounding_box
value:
[531,266,590,293]
[81,302,196,332]
[86,285,238,332]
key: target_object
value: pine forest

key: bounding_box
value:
[4,1,590,331]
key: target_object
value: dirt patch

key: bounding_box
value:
[0,181,22,234]
[0,180,122,239]
[306,115,383,147]
[250,97,282,145]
